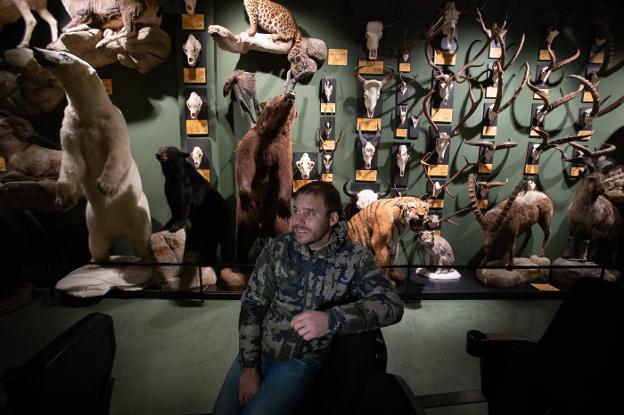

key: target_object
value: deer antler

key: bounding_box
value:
[594,21,624,80]
[528,80,583,126]
[421,153,477,198]
[488,62,529,122]
[539,43,580,84]
[450,85,485,136]
[569,74,624,129]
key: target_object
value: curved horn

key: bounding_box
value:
[468,174,485,226]
[377,179,392,198]
[357,129,367,147]
[381,66,396,87]
[353,65,367,86]
[491,179,526,235]
[343,179,358,197]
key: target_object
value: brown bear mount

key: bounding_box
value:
[235,91,296,264]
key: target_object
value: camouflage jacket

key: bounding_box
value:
[239,221,404,368]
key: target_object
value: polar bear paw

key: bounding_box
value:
[96,176,119,196]
[55,181,80,211]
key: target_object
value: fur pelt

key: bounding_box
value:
[156,146,228,264]
[32,48,151,262]
[235,92,296,263]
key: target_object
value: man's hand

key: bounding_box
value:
[290,311,329,340]
[239,367,261,406]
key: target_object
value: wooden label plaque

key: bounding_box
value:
[293,179,313,192]
[482,125,497,137]
[489,47,502,59]
[357,60,384,74]
[531,283,559,291]
[478,163,493,174]
[525,164,539,174]
[431,108,453,123]
[184,67,206,84]
[328,49,348,65]
[197,169,210,182]
[538,49,551,61]
[0,156,5,171]
[576,130,592,141]
[101,79,112,95]
[320,102,336,113]
[396,128,407,138]
[356,117,381,131]
[186,119,208,135]
[428,199,444,209]
[583,91,594,103]
[399,62,411,72]
[427,164,448,177]
[321,173,333,182]
[355,170,377,182]
[533,89,548,99]
[529,127,541,137]
[433,50,456,65]
[320,140,336,151]
[479,199,489,209]
[570,166,585,177]
[182,14,204,30]
[486,86,498,98]
[589,51,604,64]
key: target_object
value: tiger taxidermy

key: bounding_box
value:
[348,197,430,283]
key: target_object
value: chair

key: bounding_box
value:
[466,277,624,415]
[2,312,116,415]
[299,329,425,415]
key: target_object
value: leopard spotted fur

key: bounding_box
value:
[243,0,303,67]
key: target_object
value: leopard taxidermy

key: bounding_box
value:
[242,0,303,63]
[348,197,429,283]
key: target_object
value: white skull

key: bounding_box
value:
[323,121,332,138]
[401,50,410,62]
[441,2,460,46]
[582,107,593,129]
[435,132,451,161]
[396,144,410,177]
[183,34,202,67]
[296,153,315,179]
[530,143,541,162]
[410,115,419,129]
[356,189,379,209]
[432,181,443,198]
[487,103,497,123]
[322,154,333,173]
[186,92,202,119]
[190,146,204,168]
[399,105,408,126]
[365,21,384,60]
[399,79,408,96]
[534,104,546,126]
[362,79,383,118]
[185,0,197,14]
[323,78,333,102]
[361,141,377,169]
[437,73,454,102]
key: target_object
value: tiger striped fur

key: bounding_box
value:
[347,197,429,283]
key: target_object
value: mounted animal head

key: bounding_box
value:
[399,105,408,125]
[357,128,381,169]
[343,179,391,209]
[396,197,430,232]
[441,2,460,45]
[255,92,298,138]
[396,144,410,177]
[296,153,315,179]
[186,92,203,119]
[322,74,334,102]
[185,0,198,14]
[190,146,204,168]
[319,128,342,174]
[354,65,396,118]
[183,34,202,67]
[365,21,384,60]
[435,72,454,102]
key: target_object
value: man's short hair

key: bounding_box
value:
[296,181,343,218]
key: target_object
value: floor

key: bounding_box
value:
[0,291,560,414]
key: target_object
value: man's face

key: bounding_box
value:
[292,193,339,250]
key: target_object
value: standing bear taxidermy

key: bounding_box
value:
[32,48,151,263]
[234,91,296,266]
[155,146,228,266]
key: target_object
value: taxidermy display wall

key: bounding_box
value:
[1,0,623,284]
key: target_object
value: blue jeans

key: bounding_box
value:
[212,354,321,415]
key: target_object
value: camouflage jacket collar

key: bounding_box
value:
[292,220,348,258]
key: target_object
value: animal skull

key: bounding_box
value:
[582,107,592,129]
[322,120,332,138]
[355,189,379,209]
[322,154,334,173]
[183,34,202,67]
[190,146,204,168]
[186,92,202,119]
[435,132,451,161]
[185,0,198,14]
[431,181,443,198]
[323,76,333,102]
[396,144,410,177]
[399,78,408,96]
[486,103,497,123]
[399,105,408,126]
[358,130,380,170]
[296,153,315,179]
[530,143,541,163]
[401,49,410,63]
[436,73,454,102]
[534,104,546,126]
[362,79,384,118]
[365,21,384,60]
[410,115,419,129]
[441,2,461,47]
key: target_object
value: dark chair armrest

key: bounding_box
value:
[466,330,534,357]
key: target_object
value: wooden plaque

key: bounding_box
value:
[427,164,448,177]
[356,118,381,131]
[589,51,604,64]
[489,47,502,59]
[525,164,539,174]
[328,49,348,65]
[538,49,551,61]
[357,60,384,74]
[320,102,336,113]
[478,163,493,174]
[433,50,457,65]
[583,91,594,103]
[431,108,453,123]
[355,169,377,182]
[531,283,559,291]
[486,86,498,98]
[396,128,407,138]
[182,14,205,30]
[197,169,210,182]
[529,127,540,137]
[533,89,548,99]
[576,130,592,141]
[0,156,5,171]
[482,125,497,137]
[293,179,313,192]
[101,79,112,95]
[428,199,444,209]
[321,173,333,182]
[183,67,207,84]
[479,199,489,209]
[320,140,336,151]
[399,62,411,72]
[570,166,585,177]
[186,119,208,135]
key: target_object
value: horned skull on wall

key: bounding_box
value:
[358,128,381,169]
[365,21,384,60]
[399,105,408,126]
[343,179,391,209]
[322,74,334,103]
[296,153,315,180]
[354,65,396,118]
[396,144,410,177]
[319,128,343,174]
[183,34,202,67]
[184,0,197,14]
